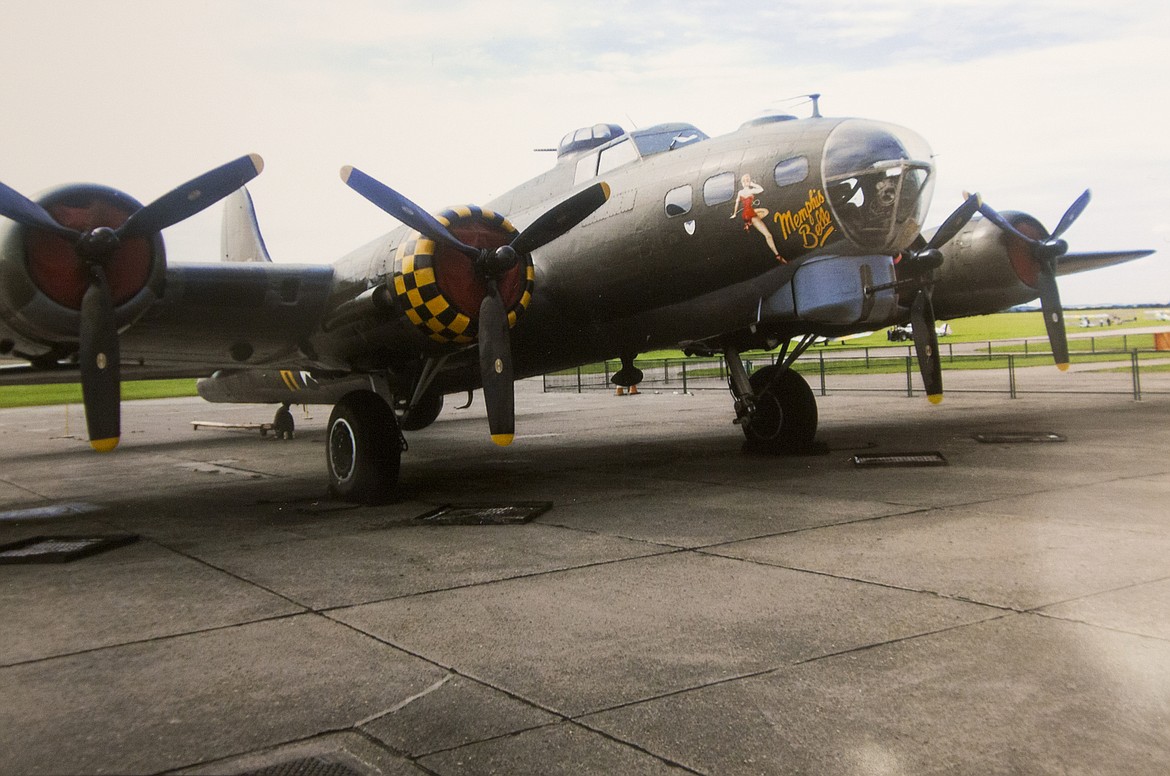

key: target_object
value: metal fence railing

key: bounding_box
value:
[542,348,1170,400]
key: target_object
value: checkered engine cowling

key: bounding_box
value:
[390,206,534,345]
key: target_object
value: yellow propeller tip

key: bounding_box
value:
[491,434,514,447]
[248,153,265,175]
[90,438,119,453]
[339,165,354,183]
[1057,363,1070,372]
[927,394,944,405]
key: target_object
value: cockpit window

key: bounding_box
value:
[598,138,639,176]
[630,123,708,157]
[822,120,935,253]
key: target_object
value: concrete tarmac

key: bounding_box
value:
[1,379,1169,775]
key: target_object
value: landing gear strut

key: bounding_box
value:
[723,339,819,453]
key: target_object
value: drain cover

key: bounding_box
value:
[851,452,948,468]
[240,756,366,776]
[417,502,553,525]
[973,432,1066,444]
[0,535,138,564]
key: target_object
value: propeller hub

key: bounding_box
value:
[481,245,520,278]
[908,247,944,272]
[1038,238,1068,262]
[76,226,120,262]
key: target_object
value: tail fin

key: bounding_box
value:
[220,187,272,262]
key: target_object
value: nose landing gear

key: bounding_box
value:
[723,343,819,454]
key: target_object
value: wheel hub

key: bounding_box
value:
[329,418,357,483]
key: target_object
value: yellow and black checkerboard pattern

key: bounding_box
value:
[391,206,532,345]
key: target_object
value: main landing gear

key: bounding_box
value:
[723,339,819,453]
[326,390,407,504]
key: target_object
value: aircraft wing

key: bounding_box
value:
[0,262,338,386]
[1056,250,1154,276]
[119,262,337,369]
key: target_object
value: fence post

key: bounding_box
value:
[1132,350,1142,401]
[576,366,582,394]
[681,361,688,393]
[1008,353,1017,399]
[865,347,870,369]
[906,356,914,397]
[987,340,992,360]
[819,351,826,396]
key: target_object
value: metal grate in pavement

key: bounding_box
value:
[851,452,948,468]
[973,432,1066,444]
[238,756,366,776]
[0,535,138,564]
[417,502,553,525]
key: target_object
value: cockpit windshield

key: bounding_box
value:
[822,120,934,253]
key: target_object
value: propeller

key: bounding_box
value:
[0,154,264,450]
[341,166,610,445]
[977,190,1091,371]
[897,192,983,403]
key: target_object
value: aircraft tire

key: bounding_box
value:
[326,391,402,504]
[743,366,818,451]
[398,390,444,431]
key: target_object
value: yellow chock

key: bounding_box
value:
[615,386,625,396]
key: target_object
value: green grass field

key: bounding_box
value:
[0,379,199,409]
[2,308,1166,408]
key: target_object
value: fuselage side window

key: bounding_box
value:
[703,172,736,206]
[774,156,810,187]
[665,185,692,217]
[574,153,599,185]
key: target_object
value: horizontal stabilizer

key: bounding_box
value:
[221,186,272,262]
[1057,249,1154,276]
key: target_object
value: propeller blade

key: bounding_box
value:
[910,289,943,404]
[511,182,610,255]
[0,180,81,240]
[478,280,515,446]
[977,202,1036,244]
[78,267,121,451]
[119,154,264,238]
[340,166,480,259]
[925,192,981,251]
[1051,189,1091,241]
[1036,269,1070,370]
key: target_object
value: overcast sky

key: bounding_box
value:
[2,1,1167,305]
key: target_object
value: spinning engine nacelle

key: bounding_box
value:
[0,184,166,357]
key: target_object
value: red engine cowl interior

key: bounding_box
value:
[392,206,534,345]
[23,186,158,310]
[1005,214,1048,290]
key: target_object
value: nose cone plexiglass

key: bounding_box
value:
[823,120,935,254]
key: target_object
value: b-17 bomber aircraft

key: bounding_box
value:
[0,101,1154,502]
